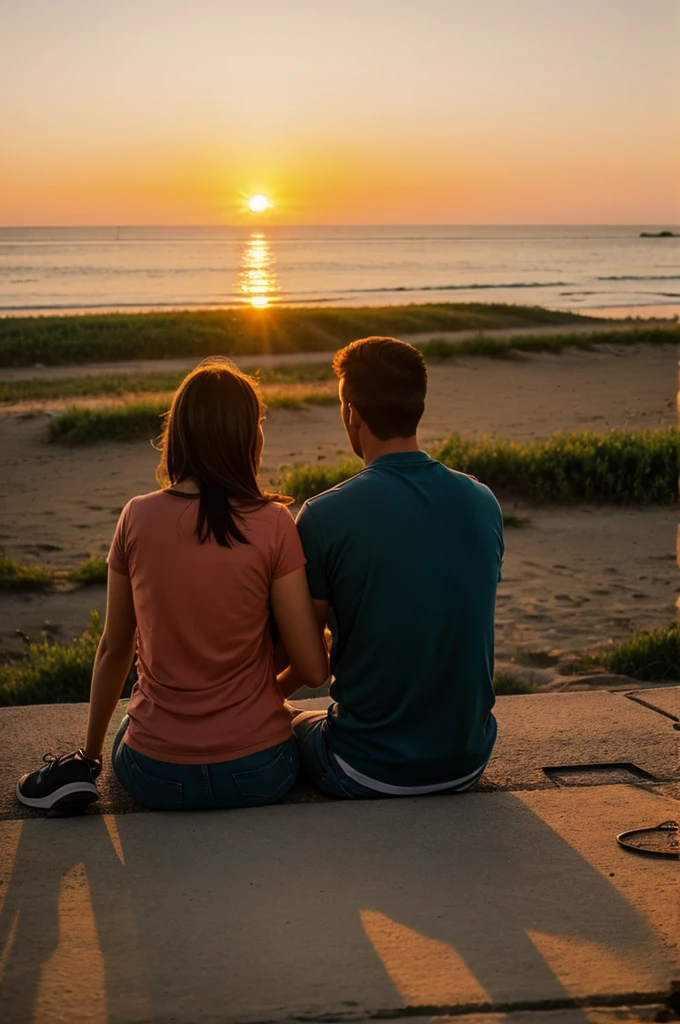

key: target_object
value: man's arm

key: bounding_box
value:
[276,598,330,697]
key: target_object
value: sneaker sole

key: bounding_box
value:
[15,780,99,810]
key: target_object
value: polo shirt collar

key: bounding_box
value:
[369,451,431,468]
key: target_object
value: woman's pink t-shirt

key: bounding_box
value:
[108,491,306,764]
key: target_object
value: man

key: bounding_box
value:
[285,336,503,798]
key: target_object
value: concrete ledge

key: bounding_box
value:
[1,688,678,820]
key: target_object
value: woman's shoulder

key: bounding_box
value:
[245,500,295,529]
[119,489,178,520]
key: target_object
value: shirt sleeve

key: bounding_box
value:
[272,504,307,580]
[107,502,132,576]
[295,502,330,600]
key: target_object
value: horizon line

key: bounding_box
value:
[1,222,677,230]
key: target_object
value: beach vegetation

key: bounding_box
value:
[49,402,169,444]
[0,612,126,706]
[418,325,680,361]
[0,551,109,590]
[0,549,53,590]
[582,620,680,682]
[500,514,531,528]
[67,557,108,585]
[4,326,678,406]
[48,386,337,443]
[493,672,536,695]
[280,428,679,505]
[0,362,335,404]
[0,303,592,367]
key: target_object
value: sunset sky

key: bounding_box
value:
[2,0,678,225]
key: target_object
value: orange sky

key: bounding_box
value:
[2,0,679,225]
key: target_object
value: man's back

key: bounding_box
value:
[297,450,504,787]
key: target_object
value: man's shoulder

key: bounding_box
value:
[439,463,500,501]
[414,458,500,509]
[302,466,373,517]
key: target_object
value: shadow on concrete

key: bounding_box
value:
[0,794,672,1024]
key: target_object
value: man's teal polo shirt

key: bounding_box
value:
[296,451,503,787]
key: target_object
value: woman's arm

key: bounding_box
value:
[82,567,137,760]
[270,567,329,696]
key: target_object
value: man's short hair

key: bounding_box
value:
[332,336,427,440]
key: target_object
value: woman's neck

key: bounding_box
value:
[168,477,200,495]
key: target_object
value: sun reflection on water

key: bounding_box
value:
[238,233,279,308]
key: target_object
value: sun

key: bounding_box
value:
[247,194,269,213]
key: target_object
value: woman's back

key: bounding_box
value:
[109,490,306,764]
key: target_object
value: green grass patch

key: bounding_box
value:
[0,549,53,590]
[49,402,167,444]
[0,612,104,705]
[49,386,337,444]
[262,386,337,410]
[582,621,680,682]
[493,672,536,695]
[0,551,109,590]
[0,362,335,403]
[281,428,679,505]
[0,303,592,368]
[281,457,364,501]
[502,514,531,528]
[67,557,108,585]
[418,325,680,361]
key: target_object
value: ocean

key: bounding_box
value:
[0,225,678,318]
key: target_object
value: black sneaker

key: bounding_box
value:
[16,750,101,812]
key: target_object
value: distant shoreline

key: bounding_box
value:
[1,300,679,321]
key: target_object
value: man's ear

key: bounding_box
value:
[348,402,362,430]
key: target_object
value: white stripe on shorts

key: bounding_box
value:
[332,754,486,796]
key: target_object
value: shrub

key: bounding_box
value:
[0,362,336,404]
[280,458,364,502]
[502,514,531,528]
[0,612,139,706]
[418,325,680,361]
[49,386,337,444]
[0,549,53,590]
[586,621,680,682]
[68,558,108,585]
[281,428,679,505]
[49,403,167,444]
[493,672,536,695]
[0,612,102,705]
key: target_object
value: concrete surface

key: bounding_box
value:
[2,689,678,820]
[359,1014,670,1024]
[0,786,678,1024]
[0,690,678,1022]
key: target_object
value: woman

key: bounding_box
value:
[16,357,329,812]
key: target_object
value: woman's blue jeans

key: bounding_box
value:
[112,715,299,811]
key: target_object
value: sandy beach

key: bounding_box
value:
[1,341,677,684]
